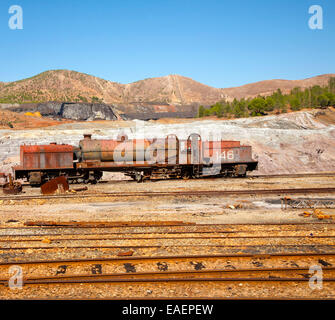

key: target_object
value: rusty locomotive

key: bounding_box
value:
[13,133,258,186]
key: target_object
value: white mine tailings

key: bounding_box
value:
[1,109,335,175]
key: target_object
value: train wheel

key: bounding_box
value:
[94,171,103,182]
[135,172,143,183]
[182,171,191,180]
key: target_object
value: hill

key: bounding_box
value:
[222,74,335,100]
[0,70,224,107]
[0,70,334,113]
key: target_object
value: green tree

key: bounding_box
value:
[91,96,103,103]
[328,77,335,93]
[318,94,330,108]
[265,97,275,112]
[248,98,267,116]
[203,109,211,116]
[197,105,205,117]
[289,97,301,111]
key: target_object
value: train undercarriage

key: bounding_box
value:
[15,162,255,186]
[125,163,251,182]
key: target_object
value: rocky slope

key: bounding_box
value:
[1,70,334,109]
[222,74,335,100]
[9,102,121,121]
[1,108,334,176]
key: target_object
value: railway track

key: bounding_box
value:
[1,252,334,298]
[2,187,335,202]
[250,172,335,179]
[1,170,334,299]
[17,172,335,186]
[10,267,335,282]
[0,222,334,298]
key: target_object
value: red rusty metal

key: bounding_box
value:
[79,137,177,163]
[20,144,74,170]
[12,134,258,183]
[78,134,256,167]
[2,174,22,195]
[203,141,241,149]
[41,176,69,195]
[117,250,134,257]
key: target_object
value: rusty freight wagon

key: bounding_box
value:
[13,144,80,185]
[13,133,258,185]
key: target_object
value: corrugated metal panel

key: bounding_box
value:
[20,145,74,169]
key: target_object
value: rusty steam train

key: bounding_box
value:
[13,133,258,186]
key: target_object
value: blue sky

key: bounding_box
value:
[0,0,334,87]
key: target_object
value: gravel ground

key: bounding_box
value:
[0,176,334,225]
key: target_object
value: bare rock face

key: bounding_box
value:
[60,103,118,120]
[36,102,63,116]
[9,102,120,121]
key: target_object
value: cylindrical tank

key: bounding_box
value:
[79,135,178,163]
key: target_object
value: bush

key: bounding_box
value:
[198,77,335,119]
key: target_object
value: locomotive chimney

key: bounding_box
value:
[84,134,92,140]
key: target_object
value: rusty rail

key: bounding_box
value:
[3,267,335,284]
[1,252,334,266]
[2,187,335,202]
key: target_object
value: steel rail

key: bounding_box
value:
[2,187,335,202]
[1,234,335,242]
[17,172,335,187]
[0,230,334,238]
[1,252,334,266]
[0,222,333,234]
[2,266,335,283]
[0,230,334,239]
[250,172,335,179]
[5,276,335,285]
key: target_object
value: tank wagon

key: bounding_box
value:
[13,133,258,185]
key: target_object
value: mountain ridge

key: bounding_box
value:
[0,70,334,108]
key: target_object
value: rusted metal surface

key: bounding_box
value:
[79,134,256,166]
[1,220,335,299]
[20,144,74,170]
[12,134,259,184]
[0,174,6,187]
[1,252,335,299]
[117,250,134,257]
[2,173,22,195]
[3,187,335,202]
[2,279,334,299]
[71,186,88,192]
[6,267,335,283]
[23,220,195,227]
[80,137,178,163]
[1,252,334,266]
[40,176,69,195]
[281,197,335,209]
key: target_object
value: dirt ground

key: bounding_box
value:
[0,110,72,129]
[1,175,334,226]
